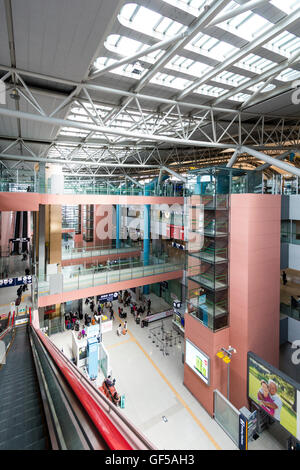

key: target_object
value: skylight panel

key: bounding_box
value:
[247,82,276,93]
[194,84,226,97]
[271,0,299,14]
[160,0,210,17]
[264,31,300,58]
[104,35,164,64]
[217,11,271,41]
[105,35,145,55]
[94,56,148,78]
[167,55,212,78]
[186,32,238,60]
[150,72,192,90]
[276,68,300,82]
[214,70,248,87]
[229,92,251,102]
[235,54,275,73]
[119,3,187,40]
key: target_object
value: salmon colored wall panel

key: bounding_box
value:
[229,194,280,410]
[0,194,183,211]
[184,313,229,416]
[38,270,183,307]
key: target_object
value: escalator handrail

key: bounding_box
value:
[0,326,12,341]
[32,325,153,450]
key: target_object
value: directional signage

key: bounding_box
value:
[0,275,32,288]
[97,292,118,302]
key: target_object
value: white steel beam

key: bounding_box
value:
[254,149,296,171]
[226,148,240,168]
[125,175,144,188]
[162,166,187,183]
[241,146,300,177]
[206,0,271,27]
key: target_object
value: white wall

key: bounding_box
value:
[289,195,300,221]
[289,244,300,270]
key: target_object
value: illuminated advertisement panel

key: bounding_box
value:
[185,339,210,385]
[248,352,300,441]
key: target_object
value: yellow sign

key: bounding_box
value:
[216,351,225,359]
[102,315,108,321]
[223,356,231,364]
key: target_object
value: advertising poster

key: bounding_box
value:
[185,339,210,385]
[248,352,299,439]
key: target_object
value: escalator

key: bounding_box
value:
[22,211,28,253]
[12,211,21,254]
[0,320,155,451]
[0,326,49,450]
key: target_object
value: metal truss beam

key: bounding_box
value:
[0,108,236,149]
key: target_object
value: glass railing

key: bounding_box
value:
[281,233,300,245]
[62,242,142,261]
[280,301,300,321]
[0,179,186,197]
[38,258,183,296]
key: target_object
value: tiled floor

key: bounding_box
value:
[0,283,32,316]
[50,292,237,450]
[50,292,291,450]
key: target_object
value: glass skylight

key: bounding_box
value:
[104,35,164,64]
[228,92,251,102]
[276,68,300,82]
[235,54,275,74]
[94,56,148,78]
[264,31,300,58]
[160,0,212,17]
[271,0,299,14]
[214,71,248,87]
[150,72,192,90]
[167,55,212,78]
[194,84,226,98]
[217,11,272,41]
[185,32,238,61]
[247,82,276,93]
[118,3,187,40]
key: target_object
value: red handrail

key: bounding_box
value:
[35,327,133,450]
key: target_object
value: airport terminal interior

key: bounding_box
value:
[0,0,300,452]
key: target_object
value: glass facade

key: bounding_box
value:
[186,166,263,332]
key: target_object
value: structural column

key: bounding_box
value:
[116,204,120,249]
[38,204,46,279]
[143,203,150,295]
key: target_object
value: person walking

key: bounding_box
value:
[282,270,287,286]
[123,320,128,334]
[117,324,122,336]
[110,309,115,321]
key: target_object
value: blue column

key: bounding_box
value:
[143,203,150,295]
[116,204,120,249]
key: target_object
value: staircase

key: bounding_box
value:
[0,326,49,450]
